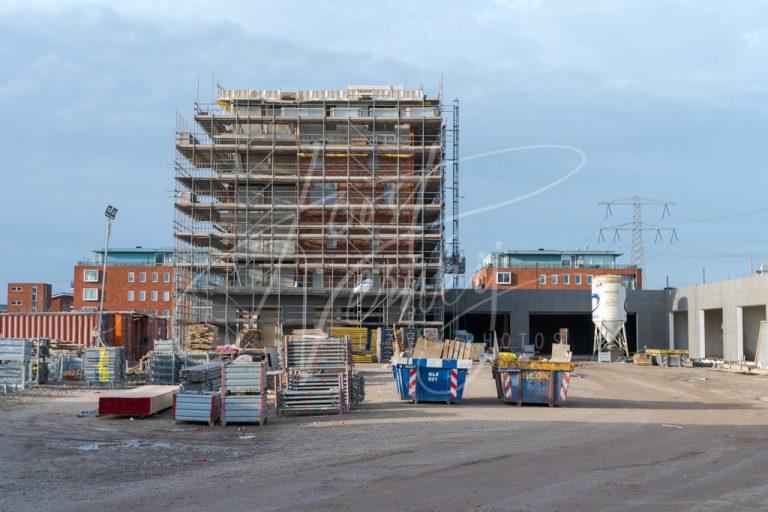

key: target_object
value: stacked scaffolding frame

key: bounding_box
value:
[174,85,458,342]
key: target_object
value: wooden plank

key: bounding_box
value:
[424,340,443,359]
[412,337,428,358]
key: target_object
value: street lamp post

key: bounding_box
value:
[96,205,118,346]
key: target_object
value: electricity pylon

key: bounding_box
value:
[598,196,678,289]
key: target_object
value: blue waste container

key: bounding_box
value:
[392,357,471,404]
[493,361,575,407]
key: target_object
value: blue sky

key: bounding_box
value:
[2,0,768,302]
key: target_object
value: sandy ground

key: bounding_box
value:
[2,362,768,511]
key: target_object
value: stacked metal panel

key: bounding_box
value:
[83,347,125,388]
[0,338,32,362]
[0,338,50,389]
[278,335,364,415]
[280,373,343,413]
[0,339,29,390]
[221,362,267,425]
[173,392,221,426]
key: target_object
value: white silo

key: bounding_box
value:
[591,275,629,358]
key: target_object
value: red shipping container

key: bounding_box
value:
[0,312,166,360]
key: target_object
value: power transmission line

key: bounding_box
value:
[598,196,678,288]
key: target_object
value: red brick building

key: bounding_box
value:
[50,292,74,312]
[6,283,52,312]
[471,249,642,291]
[73,247,174,317]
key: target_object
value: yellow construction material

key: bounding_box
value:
[497,352,519,363]
[331,326,377,363]
[496,359,575,371]
[646,349,689,355]
[215,99,232,112]
[97,347,110,383]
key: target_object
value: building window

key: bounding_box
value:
[151,272,158,283]
[551,275,558,285]
[310,182,337,205]
[84,270,99,282]
[496,272,512,285]
[151,309,158,316]
[83,288,99,301]
[151,291,158,301]
[11,300,21,306]
[10,286,22,292]
[162,309,169,316]
[139,272,147,283]
[139,291,146,301]
[368,154,379,170]
[586,275,593,285]
[128,272,135,283]
[31,286,37,292]
[163,291,170,301]
[128,291,134,301]
[539,274,546,285]
[83,307,98,312]
[163,272,171,283]
[563,275,570,285]
[575,275,582,285]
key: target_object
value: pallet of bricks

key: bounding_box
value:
[278,329,365,415]
[172,361,223,426]
[221,360,267,425]
[330,326,377,363]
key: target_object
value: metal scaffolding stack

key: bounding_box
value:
[0,338,32,390]
[179,361,223,392]
[278,334,364,415]
[173,84,461,343]
[83,347,124,388]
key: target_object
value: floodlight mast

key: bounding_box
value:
[96,205,117,347]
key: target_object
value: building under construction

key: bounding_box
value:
[174,84,461,344]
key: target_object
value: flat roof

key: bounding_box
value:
[489,249,623,256]
[92,247,173,254]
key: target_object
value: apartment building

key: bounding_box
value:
[6,282,52,312]
[73,247,174,317]
[472,249,642,291]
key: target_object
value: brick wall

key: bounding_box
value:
[73,265,174,317]
[6,282,52,312]
[471,266,642,290]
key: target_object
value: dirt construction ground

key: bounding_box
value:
[3,362,768,512]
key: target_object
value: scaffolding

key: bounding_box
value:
[174,84,459,343]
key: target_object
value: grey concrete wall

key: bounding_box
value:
[673,311,689,349]
[741,305,766,360]
[704,308,724,358]
[670,275,768,359]
[447,288,672,349]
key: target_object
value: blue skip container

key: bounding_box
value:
[493,361,575,407]
[392,357,471,404]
